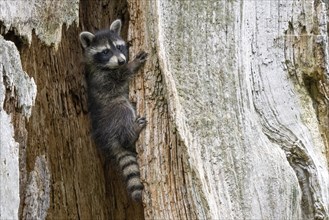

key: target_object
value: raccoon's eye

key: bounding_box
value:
[102,49,110,55]
[116,45,124,52]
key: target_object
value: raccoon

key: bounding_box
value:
[79,19,148,202]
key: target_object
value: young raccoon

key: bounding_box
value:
[79,19,148,202]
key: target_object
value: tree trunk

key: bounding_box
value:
[1,0,328,220]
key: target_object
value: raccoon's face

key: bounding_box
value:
[79,19,128,69]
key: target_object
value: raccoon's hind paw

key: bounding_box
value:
[135,51,148,63]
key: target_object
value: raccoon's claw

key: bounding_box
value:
[135,51,148,63]
[136,116,147,128]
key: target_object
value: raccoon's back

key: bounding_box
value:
[87,97,144,201]
[89,98,138,157]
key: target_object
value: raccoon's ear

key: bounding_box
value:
[110,19,122,35]
[79,31,95,48]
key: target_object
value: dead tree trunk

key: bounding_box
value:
[1,0,328,220]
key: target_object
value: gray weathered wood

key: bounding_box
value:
[0,36,36,220]
[1,0,328,219]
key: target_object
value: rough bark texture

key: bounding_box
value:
[142,1,329,219]
[1,0,329,220]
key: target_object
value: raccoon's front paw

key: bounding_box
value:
[135,51,148,63]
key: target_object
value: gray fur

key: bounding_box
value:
[110,19,122,35]
[79,19,148,202]
[79,31,95,48]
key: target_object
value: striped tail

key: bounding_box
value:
[115,149,143,202]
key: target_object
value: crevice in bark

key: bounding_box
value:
[306,0,329,169]
[301,68,329,170]
[306,75,329,168]
[14,0,146,219]
[302,72,321,112]
[2,74,19,114]
[0,0,147,218]
[257,115,326,219]
[0,21,28,51]
[251,64,328,219]
[2,30,27,52]
[79,0,145,218]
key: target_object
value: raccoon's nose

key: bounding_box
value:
[118,58,125,65]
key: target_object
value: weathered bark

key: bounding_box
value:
[1,0,329,220]
[0,35,37,219]
[142,1,329,219]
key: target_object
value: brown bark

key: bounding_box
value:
[17,0,147,219]
[127,1,196,219]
